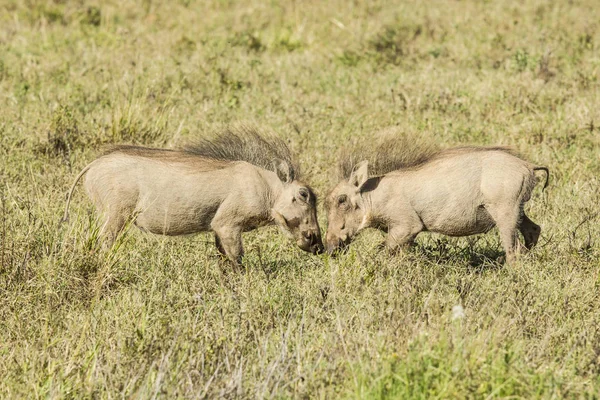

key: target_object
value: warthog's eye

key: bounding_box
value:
[337,194,348,206]
[298,188,309,203]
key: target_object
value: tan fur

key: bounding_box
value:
[326,147,548,263]
[64,134,323,265]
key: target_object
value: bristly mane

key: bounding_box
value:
[339,131,439,179]
[339,129,518,179]
[105,124,300,178]
[184,124,301,178]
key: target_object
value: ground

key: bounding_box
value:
[1,0,600,398]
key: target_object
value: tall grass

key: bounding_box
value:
[1,0,599,397]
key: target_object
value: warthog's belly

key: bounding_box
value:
[134,205,216,236]
[426,204,496,237]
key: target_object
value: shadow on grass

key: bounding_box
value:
[411,239,505,273]
[245,247,323,280]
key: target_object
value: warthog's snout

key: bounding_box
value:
[298,231,324,255]
[326,237,351,256]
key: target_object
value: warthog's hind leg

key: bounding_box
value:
[518,213,541,250]
[99,209,127,247]
[487,204,521,263]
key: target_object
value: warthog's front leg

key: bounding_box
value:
[215,234,226,256]
[213,226,244,265]
[385,223,422,255]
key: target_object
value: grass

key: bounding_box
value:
[1,0,600,398]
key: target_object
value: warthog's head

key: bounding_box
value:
[271,161,324,255]
[325,161,370,255]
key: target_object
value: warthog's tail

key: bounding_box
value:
[62,162,93,223]
[533,166,549,191]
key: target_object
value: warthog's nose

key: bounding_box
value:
[326,238,348,256]
[326,246,337,256]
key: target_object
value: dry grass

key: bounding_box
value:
[1,0,600,398]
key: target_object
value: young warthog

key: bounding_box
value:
[326,143,549,263]
[63,125,324,264]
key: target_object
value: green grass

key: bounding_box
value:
[1,0,600,398]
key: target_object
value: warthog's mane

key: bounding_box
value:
[106,124,301,178]
[338,134,438,179]
[339,134,518,179]
[184,124,301,179]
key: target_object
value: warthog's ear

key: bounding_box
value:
[273,159,294,183]
[349,160,369,189]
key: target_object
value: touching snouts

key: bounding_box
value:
[300,230,324,255]
[309,231,325,254]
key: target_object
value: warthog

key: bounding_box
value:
[63,125,324,264]
[326,142,549,263]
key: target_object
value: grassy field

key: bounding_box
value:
[1,0,600,398]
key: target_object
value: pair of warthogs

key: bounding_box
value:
[63,126,549,265]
